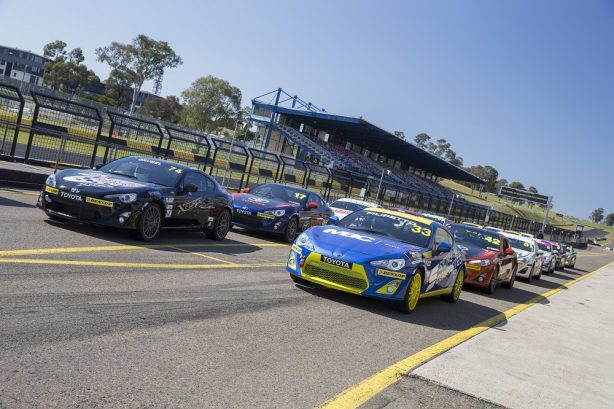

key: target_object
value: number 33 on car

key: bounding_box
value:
[287,208,466,313]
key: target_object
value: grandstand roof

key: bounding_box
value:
[252,101,484,184]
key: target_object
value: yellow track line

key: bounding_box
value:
[0,258,286,269]
[317,260,614,409]
[0,242,288,257]
[169,245,236,265]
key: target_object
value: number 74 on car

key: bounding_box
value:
[287,208,466,313]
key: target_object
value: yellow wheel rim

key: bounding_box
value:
[407,273,422,311]
[453,270,464,300]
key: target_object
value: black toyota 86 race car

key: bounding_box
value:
[37,156,233,241]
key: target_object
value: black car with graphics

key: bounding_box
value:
[37,156,233,241]
[232,182,335,242]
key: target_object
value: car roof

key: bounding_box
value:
[332,198,380,206]
[364,207,436,226]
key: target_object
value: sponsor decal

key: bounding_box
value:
[177,197,210,214]
[322,228,374,243]
[291,244,302,253]
[59,191,83,202]
[137,158,161,165]
[235,208,251,215]
[45,185,59,195]
[245,196,269,205]
[257,212,275,219]
[64,173,144,188]
[70,187,80,194]
[320,255,352,269]
[377,269,406,280]
[85,197,114,208]
[165,209,173,218]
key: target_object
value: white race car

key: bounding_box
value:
[328,198,380,220]
[503,232,543,282]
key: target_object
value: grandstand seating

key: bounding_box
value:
[273,123,337,165]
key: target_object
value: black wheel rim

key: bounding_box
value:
[216,211,230,237]
[287,219,297,239]
[143,206,160,239]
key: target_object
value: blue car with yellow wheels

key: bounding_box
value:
[287,208,465,313]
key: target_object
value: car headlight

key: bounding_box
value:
[45,174,56,188]
[265,209,286,217]
[104,193,138,203]
[469,259,491,266]
[518,256,529,263]
[370,258,406,271]
[295,232,314,251]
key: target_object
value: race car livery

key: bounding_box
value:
[287,208,465,313]
[37,156,233,241]
[503,232,543,282]
[536,240,556,275]
[450,224,518,294]
[232,183,334,242]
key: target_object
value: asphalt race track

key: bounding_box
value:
[1,187,613,408]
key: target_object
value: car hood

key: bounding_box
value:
[456,242,497,260]
[233,193,298,211]
[307,225,424,262]
[53,169,164,195]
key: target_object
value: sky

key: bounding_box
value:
[1,0,612,220]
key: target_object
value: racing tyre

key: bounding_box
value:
[397,273,422,314]
[205,208,231,241]
[525,264,533,283]
[534,266,542,280]
[486,267,499,294]
[503,266,516,289]
[132,202,162,242]
[283,216,299,243]
[442,268,464,303]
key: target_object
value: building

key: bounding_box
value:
[0,45,48,86]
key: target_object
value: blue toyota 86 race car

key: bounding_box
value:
[232,183,334,242]
[287,208,466,313]
[37,156,233,241]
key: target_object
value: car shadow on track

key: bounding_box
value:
[292,283,532,331]
[0,196,36,208]
[42,219,268,256]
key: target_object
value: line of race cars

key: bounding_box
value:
[36,156,577,314]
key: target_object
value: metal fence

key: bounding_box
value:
[0,82,580,243]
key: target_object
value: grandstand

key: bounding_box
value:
[250,88,484,202]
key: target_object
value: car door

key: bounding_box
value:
[300,193,326,230]
[499,236,514,279]
[427,227,456,290]
[173,171,215,226]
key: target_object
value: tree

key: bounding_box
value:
[466,165,499,192]
[180,75,242,133]
[605,213,614,227]
[104,69,133,109]
[138,95,182,123]
[393,131,405,140]
[414,133,430,149]
[590,208,605,223]
[508,181,526,190]
[495,178,508,192]
[42,40,100,94]
[96,34,183,114]
[528,186,538,193]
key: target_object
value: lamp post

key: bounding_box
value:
[447,194,459,219]
[375,168,389,203]
[221,120,244,187]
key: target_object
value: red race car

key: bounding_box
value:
[450,223,518,294]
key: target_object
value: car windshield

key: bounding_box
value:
[450,225,500,252]
[250,184,309,205]
[99,157,184,187]
[336,210,432,247]
[330,200,370,212]
[507,237,533,252]
[537,242,552,252]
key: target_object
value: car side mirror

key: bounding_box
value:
[241,187,250,193]
[537,250,544,255]
[183,183,198,193]
[307,201,318,209]
[504,247,515,256]
[94,163,103,170]
[328,215,340,225]
[435,242,452,254]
